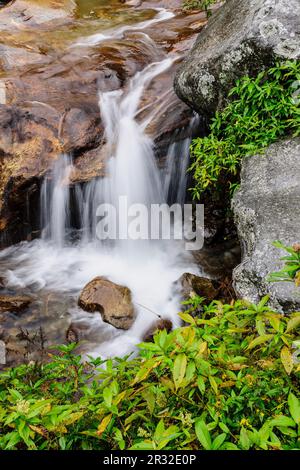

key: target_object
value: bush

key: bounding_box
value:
[189,61,300,199]
[0,296,299,450]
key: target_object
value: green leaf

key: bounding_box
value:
[59,437,66,450]
[239,427,251,450]
[130,441,154,450]
[195,420,212,450]
[197,376,206,394]
[288,393,300,424]
[212,433,227,450]
[270,415,295,428]
[103,387,113,408]
[219,422,230,434]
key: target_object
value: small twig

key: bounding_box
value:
[135,302,162,319]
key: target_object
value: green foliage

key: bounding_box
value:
[268,241,300,285]
[0,298,299,450]
[182,0,220,15]
[189,60,300,199]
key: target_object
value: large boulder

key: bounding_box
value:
[232,138,300,312]
[175,0,300,115]
[78,277,136,330]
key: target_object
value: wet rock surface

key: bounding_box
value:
[78,277,136,330]
[175,0,300,115]
[232,138,300,312]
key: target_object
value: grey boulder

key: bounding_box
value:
[175,0,300,115]
[232,138,300,312]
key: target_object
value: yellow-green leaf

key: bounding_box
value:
[131,359,161,385]
[286,314,300,333]
[97,414,112,437]
[209,376,218,395]
[246,334,274,350]
[280,346,294,375]
[173,353,187,390]
[178,312,196,325]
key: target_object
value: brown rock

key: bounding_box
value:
[0,294,32,314]
[78,277,135,330]
[142,318,173,342]
[179,273,219,303]
[60,107,103,154]
[66,320,92,344]
[0,0,75,32]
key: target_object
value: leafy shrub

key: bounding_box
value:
[0,297,299,450]
[189,61,300,199]
[268,241,300,285]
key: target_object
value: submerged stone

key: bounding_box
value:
[0,294,32,314]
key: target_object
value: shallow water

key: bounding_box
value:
[0,0,158,55]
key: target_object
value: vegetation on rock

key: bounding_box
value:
[268,242,300,286]
[182,0,221,15]
[189,61,300,200]
[0,296,299,450]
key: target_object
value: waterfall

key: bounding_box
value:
[41,59,180,249]
[163,114,200,205]
[0,59,200,359]
[41,154,73,247]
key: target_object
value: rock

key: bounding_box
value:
[0,0,75,32]
[232,138,300,312]
[175,0,300,115]
[0,294,31,314]
[179,272,219,302]
[66,322,91,344]
[0,104,61,244]
[78,277,135,330]
[142,318,173,342]
[60,107,103,154]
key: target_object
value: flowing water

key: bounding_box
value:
[0,4,201,361]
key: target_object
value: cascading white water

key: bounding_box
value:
[41,154,73,247]
[163,114,200,205]
[0,11,201,359]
